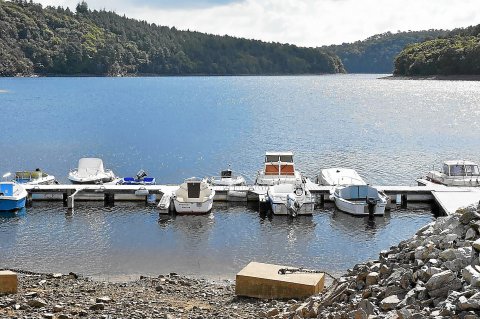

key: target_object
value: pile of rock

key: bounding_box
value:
[278,203,480,319]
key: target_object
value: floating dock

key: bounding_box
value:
[21,179,480,215]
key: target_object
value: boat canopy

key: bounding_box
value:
[76,158,106,177]
[265,152,294,163]
[443,161,480,177]
[336,185,379,200]
[221,170,232,178]
[320,168,366,186]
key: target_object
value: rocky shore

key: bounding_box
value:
[2,204,480,319]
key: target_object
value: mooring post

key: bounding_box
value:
[67,190,74,210]
[104,193,114,207]
[26,192,33,207]
[401,194,407,208]
[62,192,68,206]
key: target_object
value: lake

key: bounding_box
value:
[0,74,479,280]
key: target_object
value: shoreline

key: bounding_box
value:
[381,74,480,81]
[3,205,480,318]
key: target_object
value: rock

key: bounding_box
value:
[458,293,480,311]
[354,308,367,319]
[266,307,279,317]
[366,272,379,286]
[24,291,38,298]
[155,285,164,292]
[58,315,71,319]
[53,304,64,313]
[459,208,480,224]
[27,298,48,308]
[466,228,477,240]
[96,296,112,303]
[380,295,401,311]
[358,299,376,316]
[396,307,412,319]
[90,303,105,310]
[473,239,480,252]
[425,270,462,298]
[43,313,54,319]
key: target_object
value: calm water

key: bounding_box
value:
[0,74,479,279]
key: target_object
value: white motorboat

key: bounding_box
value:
[255,152,303,186]
[209,168,245,186]
[173,178,215,214]
[267,182,314,217]
[320,168,388,216]
[0,173,28,211]
[68,158,117,184]
[14,169,57,185]
[426,160,480,187]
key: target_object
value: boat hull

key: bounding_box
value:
[0,197,26,211]
[427,172,480,187]
[173,198,214,214]
[270,201,314,216]
[333,197,386,216]
[68,176,116,184]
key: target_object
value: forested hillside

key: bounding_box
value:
[394,25,480,76]
[322,30,447,73]
[0,0,345,76]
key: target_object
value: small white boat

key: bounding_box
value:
[0,173,28,211]
[267,182,314,217]
[173,178,215,214]
[209,169,245,186]
[14,169,57,185]
[68,158,117,184]
[426,160,480,187]
[320,168,388,216]
[255,152,303,186]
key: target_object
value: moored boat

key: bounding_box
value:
[0,174,28,211]
[255,152,303,186]
[320,168,388,216]
[173,178,215,214]
[14,168,57,185]
[267,182,314,217]
[209,168,245,186]
[426,160,480,186]
[68,158,117,184]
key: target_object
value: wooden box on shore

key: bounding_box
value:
[0,270,18,294]
[235,262,324,299]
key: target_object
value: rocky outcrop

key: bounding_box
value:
[275,203,480,318]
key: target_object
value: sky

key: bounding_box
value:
[34,0,480,47]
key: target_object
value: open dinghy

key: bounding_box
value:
[0,173,28,211]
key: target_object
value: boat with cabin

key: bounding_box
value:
[426,160,480,186]
[255,152,303,186]
[14,168,57,185]
[267,181,314,217]
[68,158,117,184]
[320,168,388,216]
[0,173,28,211]
[173,178,215,214]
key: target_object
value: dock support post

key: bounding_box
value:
[401,194,407,208]
[67,190,74,210]
[26,193,33,207]
[63,192,68,206]
[104,193,115,207]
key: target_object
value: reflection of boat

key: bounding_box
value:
[267,182,314,217]
[118,170,156,185]
[68,158,117,184]
[0,176,28,211]
[14,169,57,185]
[255,152,303,186]
[209,168,245,186]
[173,178,215,214]
[426,160,480,186]
[320,168,388,216]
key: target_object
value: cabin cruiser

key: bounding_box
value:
[267,181,314,217]
[14,169,57,185]
[208,168,245,186]
[68,158,117,184]
[0,173,28,211]
[173,178,215,214]
[117,169,156,185]
[255,152,303,186]
[426,160,480,186]
[320,168,388,216]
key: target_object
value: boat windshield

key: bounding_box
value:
[448,164,480,176]
[265,155,293,163]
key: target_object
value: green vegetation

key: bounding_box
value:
[0,0,345,76]
[394,25,480,76]
[322,30,447,73]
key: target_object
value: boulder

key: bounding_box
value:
[27,298,47,308]
[466,227,477,240]
[366,272,379,287]
[358,299,376,316]
[380,295,401,311]
[425,270,462,298]
[459,208,480,225]
[473,239,480,252]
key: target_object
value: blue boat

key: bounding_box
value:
[117,170,156,185]
[0,181,28,211]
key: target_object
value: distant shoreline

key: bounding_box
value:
[381,74,480,81]
[3,72,341,78]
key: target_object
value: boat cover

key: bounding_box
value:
[319,168,366,186]
[77,158,106,177]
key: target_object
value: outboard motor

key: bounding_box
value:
[287,193,299,217]
[136,169,147,180]
[366,198,377,218]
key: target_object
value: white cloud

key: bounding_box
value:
[35,0,480,46]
